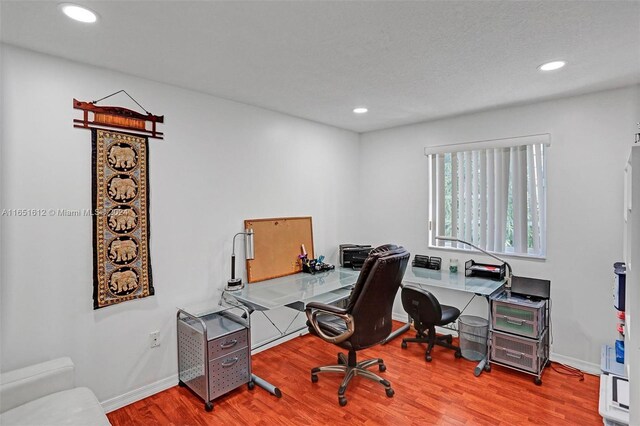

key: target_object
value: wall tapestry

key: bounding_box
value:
[73,92,163,309]
[92,129,153,308]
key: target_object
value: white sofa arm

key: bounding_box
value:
[0,357,75,413]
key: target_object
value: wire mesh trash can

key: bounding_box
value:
[458,315,489,361]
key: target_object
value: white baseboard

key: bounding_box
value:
[100,374,178,413]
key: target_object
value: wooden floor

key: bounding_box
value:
[108,323,601,425]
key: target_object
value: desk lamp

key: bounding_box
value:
[435,236,512,291]
[226,229,254,291]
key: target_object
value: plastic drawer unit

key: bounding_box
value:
[491,328,549,374]
[177,304,252,411]
[492,297,545,338]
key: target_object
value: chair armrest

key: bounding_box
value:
[0,357,75,413]
[305,301,347,315]
[305,303,354,344]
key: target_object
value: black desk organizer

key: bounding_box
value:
[465,259,505,280]
[412,255,441,270]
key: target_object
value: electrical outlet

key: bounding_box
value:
[149,331,160,348]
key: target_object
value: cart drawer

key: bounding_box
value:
[209,347,250,399]
[492,301,544,338]
[208,329,248,360]
[491,331,539,373]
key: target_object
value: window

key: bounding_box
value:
[426,134,548,258]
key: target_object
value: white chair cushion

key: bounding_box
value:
[0,387,110,426]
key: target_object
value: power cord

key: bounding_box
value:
[550,361,587,381]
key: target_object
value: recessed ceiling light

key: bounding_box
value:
[60,3,98,23]
[538,61,566,72]
[353,107,368,114]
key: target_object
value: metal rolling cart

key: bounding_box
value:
[177,302,255,411]
[488,291,550,385]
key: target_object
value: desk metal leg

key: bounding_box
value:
[252,374,282,398]
[382,315,411,344]
[473,295,493,377]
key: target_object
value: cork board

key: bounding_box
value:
[244,217,314,283]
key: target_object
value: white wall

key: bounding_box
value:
[359,85,640,368]
[0,45,360,405]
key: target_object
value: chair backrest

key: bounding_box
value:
[401,286,442,332]
[345,244,410,349]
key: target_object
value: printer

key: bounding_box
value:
[339,244,372,269]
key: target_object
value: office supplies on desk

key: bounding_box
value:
[465,259,506,281]
[305,244,410,406]
[412,254,441,270]
[435,236,513,290]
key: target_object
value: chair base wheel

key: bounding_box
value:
[248,380,255,390]
[339,396,347,406]
[379,364,386,372]
[485,364,492,372]
[386,388,395,397]
[534,377,542,386]
[205,402,213,412]
[425,354,432,362]
[311,374,318,383]
[454,350,462,359]
[401,341,407,349]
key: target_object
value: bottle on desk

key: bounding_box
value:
[449,258,458,273]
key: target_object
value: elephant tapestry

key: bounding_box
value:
[92,129,154,309]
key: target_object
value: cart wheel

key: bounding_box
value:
[339,396,348,407]
[534,377,542,386]
[401,341,407,349]
[454,350,462,359]
[386,388,395,398]
[178,380,186,387]
[379,364,386,372]
[484,364,492,372]
[205,402,213,412]
[248,380,255,390]
[311,374,318,383]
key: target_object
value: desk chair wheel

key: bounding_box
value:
[425,353,432,362]
[379,364,386,372]
[311,374,318,383]
[454,350,462,359]
[401,341,408,349]
[205,402,213,412]
[248,380,255,390]
[339,396,347,407]
[385,388,395,398]
[484,364,491,372]
[534,377,542,386]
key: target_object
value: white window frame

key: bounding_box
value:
[425,134,549,260]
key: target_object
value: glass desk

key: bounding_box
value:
[226,268,360,311]
[220,268,360,397]
[385,266,505,375]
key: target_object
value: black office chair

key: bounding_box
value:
[400,286,462,361]
[305,244,410,406]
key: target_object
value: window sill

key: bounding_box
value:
[427,245,546,262]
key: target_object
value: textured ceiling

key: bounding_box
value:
[1,1,639,132]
